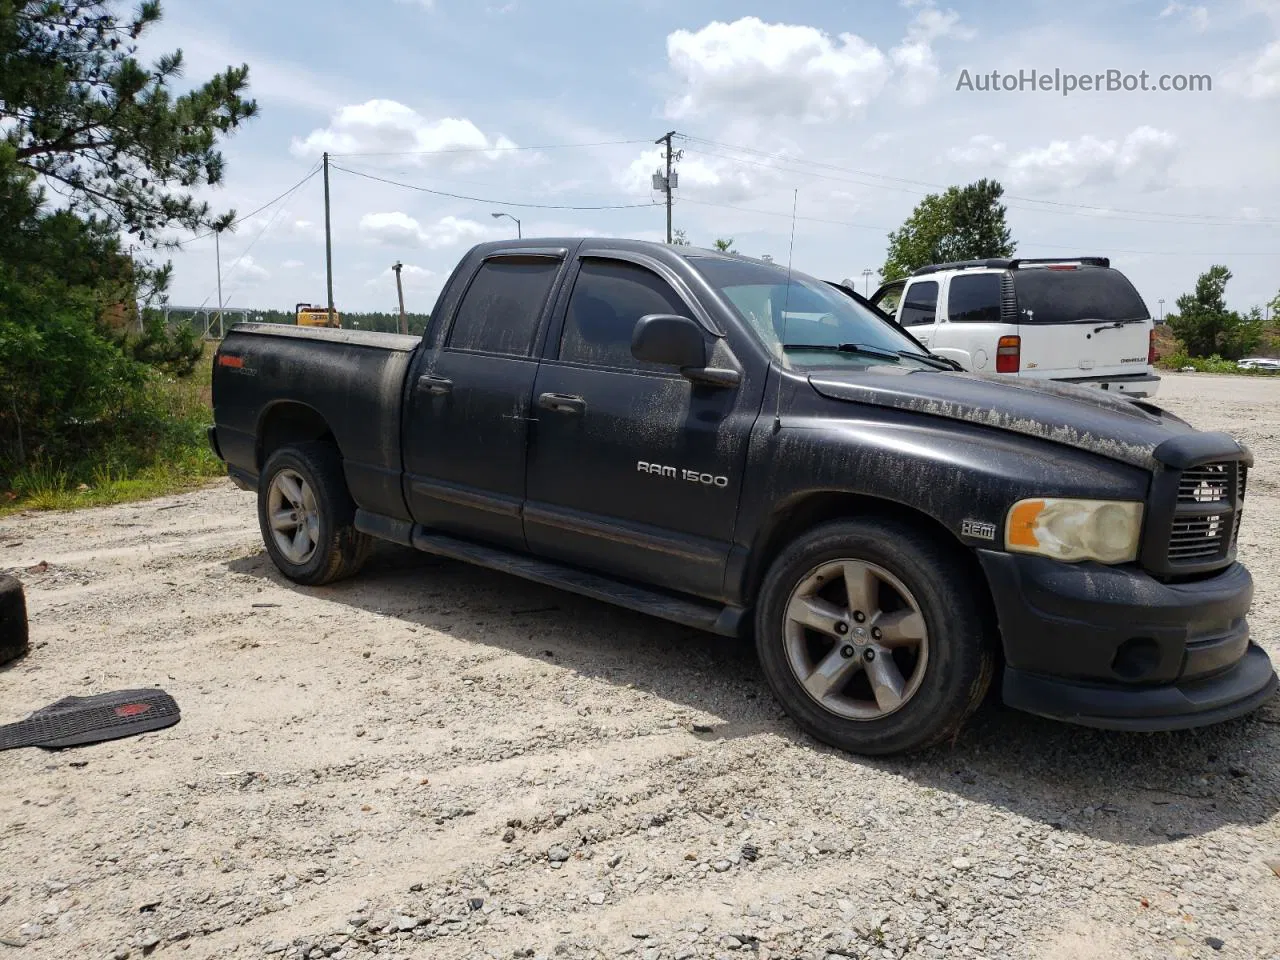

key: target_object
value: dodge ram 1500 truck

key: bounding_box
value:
[209,238,1277,756]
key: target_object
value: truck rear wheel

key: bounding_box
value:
[0,574,29,666]
[258,443,372,586]
[755,518,993,756]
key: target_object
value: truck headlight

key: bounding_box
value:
[1006,498,1143,564]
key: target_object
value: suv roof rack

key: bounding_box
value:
[910,256,1110,276]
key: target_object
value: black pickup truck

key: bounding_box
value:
[209,238,1276,755]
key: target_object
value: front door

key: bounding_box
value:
[524,254,751,600]
[896,279,940,349]
[402,252,566,550]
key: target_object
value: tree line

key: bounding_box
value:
[1,0,255,491]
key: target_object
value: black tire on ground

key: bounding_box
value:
[0,574,30,666]
[257,442,373,586]
[754,517,994,756]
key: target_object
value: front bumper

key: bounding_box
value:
[978,550,1277,730]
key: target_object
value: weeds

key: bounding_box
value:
[0,347,222,515]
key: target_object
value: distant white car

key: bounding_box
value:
[871,257,1160,398]
[1237,357,1280,371]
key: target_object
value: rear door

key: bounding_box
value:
[938,271,1011,373]
[1012,265,1153,381]
[402,250,568,550]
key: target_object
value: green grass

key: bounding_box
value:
[1157,352,1280,375]
[0,348,224,515]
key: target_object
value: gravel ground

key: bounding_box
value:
[1,372,1279,960]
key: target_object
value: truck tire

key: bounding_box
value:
[257,443,373,586]
[0,574,29,666]
[755,518,993,756]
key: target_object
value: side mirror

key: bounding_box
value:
[631,314,707,369]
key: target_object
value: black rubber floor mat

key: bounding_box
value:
[0,689,180,750]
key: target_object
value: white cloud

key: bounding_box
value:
[227,254,269,284]
[291,100,521,165]
[947,134,1007,166]
[1159,2,1210,30]
[890,4,972,104]
[365,263,436,289]
[664,17,891,122]
[617,146,773,203]
[1224,40,1280,98]
[281,259,305,269]
[951,127,1178,192]
[358,212,490,249]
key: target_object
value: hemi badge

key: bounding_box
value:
[961,519,996,541]
[218,355,244,368]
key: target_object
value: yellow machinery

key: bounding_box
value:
[295,303,341,328]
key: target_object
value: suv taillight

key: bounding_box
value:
[996,335,1021,373]
[1148,328,1158,366]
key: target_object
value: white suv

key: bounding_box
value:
[869,257,1160,398]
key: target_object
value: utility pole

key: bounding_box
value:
[654,131,681,244]
[392,261,407,335]
[214,228,224,339]
[323,151,336,327]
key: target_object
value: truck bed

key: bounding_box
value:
[211,323,419,520]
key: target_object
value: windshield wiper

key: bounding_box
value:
[896,349,962,371]
[782,342,902,362]
[1089,318,1145,333]
[782,342,958,371]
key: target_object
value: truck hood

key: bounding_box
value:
[806,368,1232,470]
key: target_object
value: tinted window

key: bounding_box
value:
[900,281,938,326]
[1014,267,1149,324]
[448,258,560,356]
[560,260,688,369]
[947,274,1002,324]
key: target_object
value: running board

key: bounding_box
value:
[409,528,744,637]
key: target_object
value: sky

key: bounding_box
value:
[142,0,1280,318]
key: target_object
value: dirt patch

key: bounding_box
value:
[0,372,1278,959]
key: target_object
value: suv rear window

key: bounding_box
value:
[1014,267,1149,325]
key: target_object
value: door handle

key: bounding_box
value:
[416,374,453,396]
[537,392,586,415]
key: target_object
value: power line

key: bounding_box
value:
[676,133,1280,227]
[327,137,651,158]
[330,163,662,211]
[192,166,322,312]
[675,198,1280,256]
[172,165,322,248]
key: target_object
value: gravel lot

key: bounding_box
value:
[2,372,1279,960]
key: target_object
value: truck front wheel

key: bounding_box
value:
[755,518,993,755]
[257,443,372,586]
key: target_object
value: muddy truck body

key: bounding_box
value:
[208,238,1277,755]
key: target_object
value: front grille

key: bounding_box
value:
[1159,460,1246,572]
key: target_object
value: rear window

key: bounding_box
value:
[1013,267,1149,325]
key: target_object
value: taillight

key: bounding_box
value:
[996,335,1021,373]
[1148,328,1157,366]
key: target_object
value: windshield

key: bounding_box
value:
[691,257,933,370]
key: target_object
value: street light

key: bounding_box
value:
[862,268,875,297]
[491,212,521,238]
[1158,298,1165,323]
